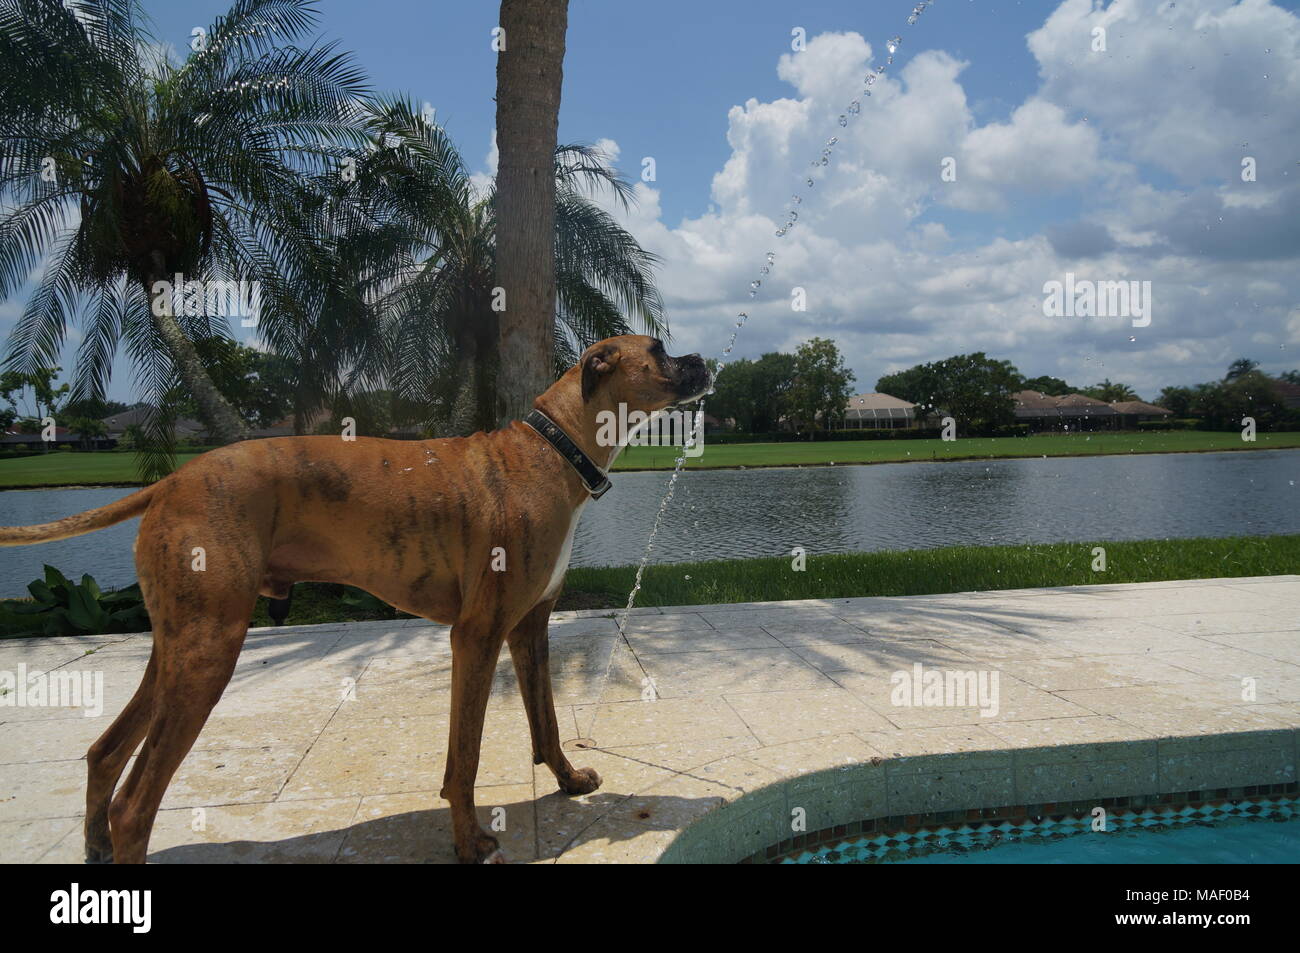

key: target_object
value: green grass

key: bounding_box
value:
[5,535,1293,636]
[613,430,1300,470]
[1,431,1297,487]
[260,534,1300,621]
[0,450,203,488]
[561,534,1300,608]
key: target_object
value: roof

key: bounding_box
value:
[1273,379,1300,408]
[1012,390,1119,418]
[1,426,72,443]
[846,392,917,410]
[101,406,205,436]
[1109,400,1172,416]
[246,410,337,438]
[844,392,921,421]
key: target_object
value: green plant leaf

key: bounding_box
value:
[43,565,71,591]
[66,587,109,633]
[26,579,58,606]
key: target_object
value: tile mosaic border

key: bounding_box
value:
[761,785,1299,864]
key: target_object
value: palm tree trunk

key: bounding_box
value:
[141,268,248,444]
[494,0,569,426]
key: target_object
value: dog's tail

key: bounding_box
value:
[0,484,157,546]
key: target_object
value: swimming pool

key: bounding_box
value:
[790,801,1300,864]
[885,815,1299,864]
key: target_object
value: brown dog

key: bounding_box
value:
[0,335,710,863]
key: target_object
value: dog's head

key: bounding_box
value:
[579,335,712,413]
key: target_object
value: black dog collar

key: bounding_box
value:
[523,409,612,500]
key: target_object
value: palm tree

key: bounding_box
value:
[384,140,667,436]
[494,0,570,426]
[0,0,369,476]
[286,98,666,437]
[1085,379,1140,403]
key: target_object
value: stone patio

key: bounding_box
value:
[1,576,1297,863]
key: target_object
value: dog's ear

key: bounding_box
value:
[581,343,622,401]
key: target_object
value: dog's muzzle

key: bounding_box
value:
[670,353,711,405]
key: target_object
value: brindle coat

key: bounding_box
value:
[0,335,710,864]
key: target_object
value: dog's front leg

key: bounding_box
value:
[507,601,601,797]
[440,619,509,863]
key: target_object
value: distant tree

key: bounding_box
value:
[1278,369,1299,385]
[705,358,756,431]
[1157,385,1196,417]
[65,414,107,450]
[1081,379,1139,403]
[1020,375,1073,396]
[1225,358,1260,381]
[173,340,297,429]
[63,397,130,421]
[751,352,798,432]
[1192,371,1294,431]
[787,338,855,436]
[0,367,69,448]
[705,351,798,432]
[878,352,1019,435]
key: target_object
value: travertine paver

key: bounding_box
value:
[0,577,1297,863]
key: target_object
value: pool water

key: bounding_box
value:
[888,815,1300,864]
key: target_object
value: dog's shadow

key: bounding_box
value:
[147,790,711,864]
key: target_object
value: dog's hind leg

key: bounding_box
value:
[84,652,157,863]
[507,601,601,796]
[106,591,254,863]
[441,618,508,863]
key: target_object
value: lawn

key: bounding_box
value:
[613,430,1300,470]
[7,534,1292,636]
[560,533,1300,609]
[0,451,204,488]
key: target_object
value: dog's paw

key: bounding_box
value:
[456,831,504,864]
[84,845,114,865]
[559,766,602,796]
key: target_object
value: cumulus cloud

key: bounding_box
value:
[579,0,1300,398]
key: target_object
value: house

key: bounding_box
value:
[1012,390,1121,431]
[840,392,928,430]
[1013,391,1175,430]
[1,425,75,450]
[1273,378,1300,410]
[101,406,208,445]
[1108,400,1173,424]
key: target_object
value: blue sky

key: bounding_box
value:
[145,0,1049,225]
[9,0,1300,405]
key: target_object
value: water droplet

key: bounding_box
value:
[838,115,848,127]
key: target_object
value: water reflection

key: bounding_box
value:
[0,449,1295,593]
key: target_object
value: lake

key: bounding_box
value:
[0,449,1296,595]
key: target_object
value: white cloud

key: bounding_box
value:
[578,2,1300,399]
